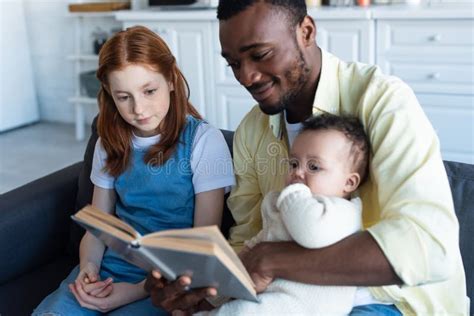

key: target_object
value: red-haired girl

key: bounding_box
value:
[34,26,234,315]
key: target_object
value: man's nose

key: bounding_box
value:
[237,61,261,87]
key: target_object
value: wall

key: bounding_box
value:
[0,0,39,131]
[24,0,78,123]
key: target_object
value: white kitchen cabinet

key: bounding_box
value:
[376,18,474,163]
[215,87,256,131]
[121,20,215,124]
[316,20,374,64]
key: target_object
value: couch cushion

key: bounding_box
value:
[0,163,81,284]
[444,160,474,312]
[67,117,99,257]
[0,255,76,315]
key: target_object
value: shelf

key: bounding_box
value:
[67,54,99,61]
[67,11,119,18]
[68,96,98,104]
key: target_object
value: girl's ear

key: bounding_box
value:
[344,173,361,195]
[169,81,174,91]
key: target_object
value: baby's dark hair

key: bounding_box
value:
[301,114,370,184]
[217,0,307,29]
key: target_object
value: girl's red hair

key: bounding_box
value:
[96,26,202,177]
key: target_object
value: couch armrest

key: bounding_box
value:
[0,162,82,284]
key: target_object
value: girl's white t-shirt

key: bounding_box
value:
[91,123,235,194]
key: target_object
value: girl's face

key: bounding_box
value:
[108,64,173,137]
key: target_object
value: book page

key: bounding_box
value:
[72,212,135,244]
[144,226,253,286]
[140,237,257,301]
[80,205,140,239]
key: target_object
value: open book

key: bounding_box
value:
[71,205,257,302]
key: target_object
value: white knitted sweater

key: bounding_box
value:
[206,183,363,316]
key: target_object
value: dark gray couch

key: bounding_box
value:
[0,121,472,315]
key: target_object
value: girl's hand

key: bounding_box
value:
[76,262,113,298]
[69,280,148,312]
[77,262,100,285]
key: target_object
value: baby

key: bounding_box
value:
[208,114,371,315]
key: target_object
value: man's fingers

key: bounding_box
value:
[161,287,213,312]
[159,276,191,302]
[144,271,166,293]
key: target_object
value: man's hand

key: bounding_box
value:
[239,242,283,293]
[144,270,216,314]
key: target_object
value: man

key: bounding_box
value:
[145,1,468,314]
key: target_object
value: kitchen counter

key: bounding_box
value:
[115,4,473,21]
[371,3,474,19]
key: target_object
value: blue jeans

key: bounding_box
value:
[33,266,168,316]
[350,304,402,316]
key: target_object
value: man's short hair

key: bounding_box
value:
[217,0,307,28]
[301,114,370,183]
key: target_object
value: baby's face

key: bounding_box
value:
[287,129,354,198]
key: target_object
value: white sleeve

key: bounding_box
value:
[90,138,115,189]
[276,183,362,249]
[191,123,235,194]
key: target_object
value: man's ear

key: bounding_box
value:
[299,15,316,47]
[344,173,361,195]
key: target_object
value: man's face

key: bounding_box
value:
[219,2,310,115]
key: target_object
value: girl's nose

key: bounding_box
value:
[133,98,145,115]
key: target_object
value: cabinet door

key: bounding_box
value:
[215,87,256,131]
[315,20,374,64]
[123,21,214,120]
[416,93,474,164]
[376,19,474,95]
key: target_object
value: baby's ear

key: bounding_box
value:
[344,173,361,194]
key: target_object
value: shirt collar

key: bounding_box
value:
[269,48,341,140]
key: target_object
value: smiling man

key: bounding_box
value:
[145,1,468,315]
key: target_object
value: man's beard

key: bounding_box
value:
[259,48,310,116]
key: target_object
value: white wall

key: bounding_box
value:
[0,0,39,131]
[24,0,76,123]
[23,1,123,124]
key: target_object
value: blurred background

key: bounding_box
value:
[0,0,473,193]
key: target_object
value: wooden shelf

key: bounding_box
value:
[68,96,98,104]
[67,55,99,61]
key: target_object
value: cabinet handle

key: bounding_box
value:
[427,72,441,80]
[428,34,442,42]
